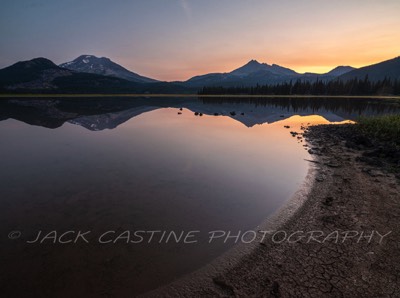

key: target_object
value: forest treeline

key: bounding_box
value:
[198,76,400,95]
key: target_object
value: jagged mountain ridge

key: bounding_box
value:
[230,59,298,77]
[182,59,356,87]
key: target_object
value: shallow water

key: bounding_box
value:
[0,97,398,296]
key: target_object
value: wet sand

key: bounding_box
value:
[146,124,400,297]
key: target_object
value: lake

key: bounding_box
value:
[0,97,398,297]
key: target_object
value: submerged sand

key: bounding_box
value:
[145,124,400,297]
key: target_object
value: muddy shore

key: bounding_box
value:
[145,124,400,297]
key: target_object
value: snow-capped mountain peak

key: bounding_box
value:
[59,55,158,83]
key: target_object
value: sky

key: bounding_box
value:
[1,0,400,81]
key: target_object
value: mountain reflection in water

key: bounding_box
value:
[1,96,398,130]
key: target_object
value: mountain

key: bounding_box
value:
[230,59,298,77]
[182,60,355,87]
[0,57,143,93]
[325,66,355,76]
[339,56,400,82]
[60,55,158,83]
[184,59,298,87]
[0,58,67,88]
[0,58,191,94]
[303,66,355,77]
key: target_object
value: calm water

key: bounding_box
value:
[0,97,398,297]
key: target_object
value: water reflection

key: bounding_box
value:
[1,96,398,131]
[0,97,398,297]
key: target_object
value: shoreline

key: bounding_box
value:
[144,124,400,297]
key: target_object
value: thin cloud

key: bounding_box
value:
[179,0,192,19]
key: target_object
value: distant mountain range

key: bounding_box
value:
[0,55,399,93]
[0,57,188,94]
[182,60,355,87]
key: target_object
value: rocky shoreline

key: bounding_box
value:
[146,123,400,297]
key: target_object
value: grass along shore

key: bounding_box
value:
[358,114,400,147]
